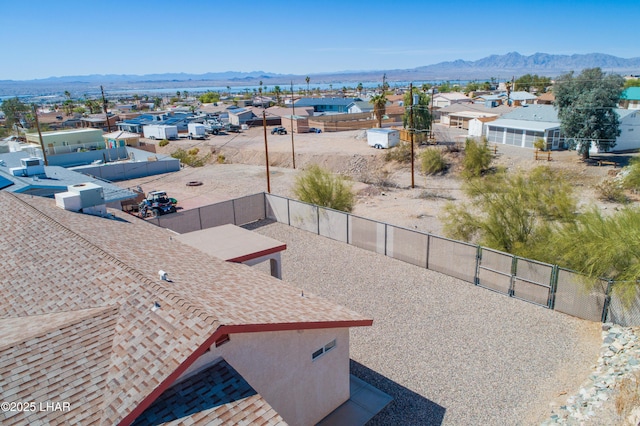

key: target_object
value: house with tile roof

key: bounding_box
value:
[0,191,373,426]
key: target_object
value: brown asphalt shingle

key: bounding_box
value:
[0,192,370,425]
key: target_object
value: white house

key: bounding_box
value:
[484,105,562,149]
[432,92,473,108]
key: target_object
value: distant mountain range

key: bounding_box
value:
[1,52,639,97]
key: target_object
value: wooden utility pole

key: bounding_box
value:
[32,104,48,166]
[263,109,271,193]
[101,85,112,132]
[409,83,415,188]
[290,81,296,169]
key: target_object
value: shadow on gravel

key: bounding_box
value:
[351,360,446,426]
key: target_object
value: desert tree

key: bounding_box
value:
[1,97,30,129]
[305,76,310,95]
[441,166,577,257]
[554,67,624,159]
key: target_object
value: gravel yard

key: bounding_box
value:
[245,220,602,425]
[118,127,636,424]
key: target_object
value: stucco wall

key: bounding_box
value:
[180,327,350,426]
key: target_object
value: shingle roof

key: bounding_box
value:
[0,192,370,425]
[294,97,361,107]
[132,359,285,425]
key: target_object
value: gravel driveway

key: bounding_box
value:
[245,220,602,426]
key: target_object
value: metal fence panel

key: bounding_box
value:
[350,216,385,254]
[200,200,235,229]
[513,259,553,306]
[428,236,476,283]
[265,194,289,223]
[156,208,202,234]
[318,208,348,243]
[233,193,266,225]
[477,248,513,294]
[512,278,550,306]
[289,200,319,233]
[607,287,640,326]
[554,269,607,322]
[387,226,428,268]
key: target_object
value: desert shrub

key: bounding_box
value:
[596,179,628,203]
[158,139,169,147]
[384,141,413,163]
[217,154,226,164]
[461,138,492,178]
[187,147,199,156]
[623,157,640,192]
[171,148,211,167]
[420,148,448,175]
[533,138,546,151]
[616,371,640,418]
[294,164,355,212]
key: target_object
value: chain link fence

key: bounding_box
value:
[151,192,636,326]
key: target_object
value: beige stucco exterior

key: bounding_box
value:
[25,128,105,154]
[180,327,350,426]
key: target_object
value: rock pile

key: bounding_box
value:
[542,324,640,425]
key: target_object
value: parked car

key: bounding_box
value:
[271,127,287,135]
[308,127,322,133]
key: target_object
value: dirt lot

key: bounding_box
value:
[121,124,634,236]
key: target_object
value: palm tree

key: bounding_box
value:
[370,93,387,128]
[357,82,363,96]
[64,90,71,100]
[176,91,181,99]
[227,86,231,96]
[305,76,310,95]
[274,85,282,105]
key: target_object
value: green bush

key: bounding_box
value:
[158,139,169,147]
[420,148,448,175]
[384,141,413,163]
[596,179,628,203]
[462,138,492,178]
[171,148,211,167]
[294,164,355,212]
[623,157,640,192]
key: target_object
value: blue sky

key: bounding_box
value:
[1,0,638,80]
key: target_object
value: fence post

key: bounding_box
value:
[317,206,320,235]
[346,213,350,244]
[232,199,237,225]
[263,192,267,221]
[198,207,203,230]
[425,234,430,270]
[474,246,482,286]
[287,198,291,226]
[509,256,517,297]
[548,265,559,310]
[602,280,613,323]
[384,224,388,256]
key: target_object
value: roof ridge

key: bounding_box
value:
[9,193,219,327]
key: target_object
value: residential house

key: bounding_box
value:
[474,91,537,107]
[80,113,118,131]
[25,128,105,155]
[437,103,512,128]
[227,108,256,126]
[535,92,555,105]
[432,92,473,108]
[0,191,374,425]
[620,87,640,110]
[347,101,374,114]
[484,104,640,152]
[484,104,562,149]
[117,112,194,133]
[293,98,362,115]
[102,130,141,148]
